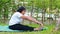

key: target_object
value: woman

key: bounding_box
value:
[9,6,44,31]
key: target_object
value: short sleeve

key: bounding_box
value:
[16,12,23,18]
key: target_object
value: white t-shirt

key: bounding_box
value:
[9,12,26,26]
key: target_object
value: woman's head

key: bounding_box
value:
[17,6,26,15]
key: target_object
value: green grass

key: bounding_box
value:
[0,23,60,34]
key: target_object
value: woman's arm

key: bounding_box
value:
[21,16,43,27]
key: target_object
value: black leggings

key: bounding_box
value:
[9,24,34,31]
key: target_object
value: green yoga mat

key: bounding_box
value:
[0,26,23,32]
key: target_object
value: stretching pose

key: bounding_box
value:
[9,6,44,31]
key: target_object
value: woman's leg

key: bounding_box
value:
[9,24,35,31]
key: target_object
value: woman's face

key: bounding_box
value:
[21,10,26,15]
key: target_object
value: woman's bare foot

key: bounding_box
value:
[34,28,39,31]
[34,27,43,31]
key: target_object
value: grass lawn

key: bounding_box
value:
[0,23,60,34]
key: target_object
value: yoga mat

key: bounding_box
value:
[0,26,23,32]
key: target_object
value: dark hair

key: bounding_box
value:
[17,6,26,13]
